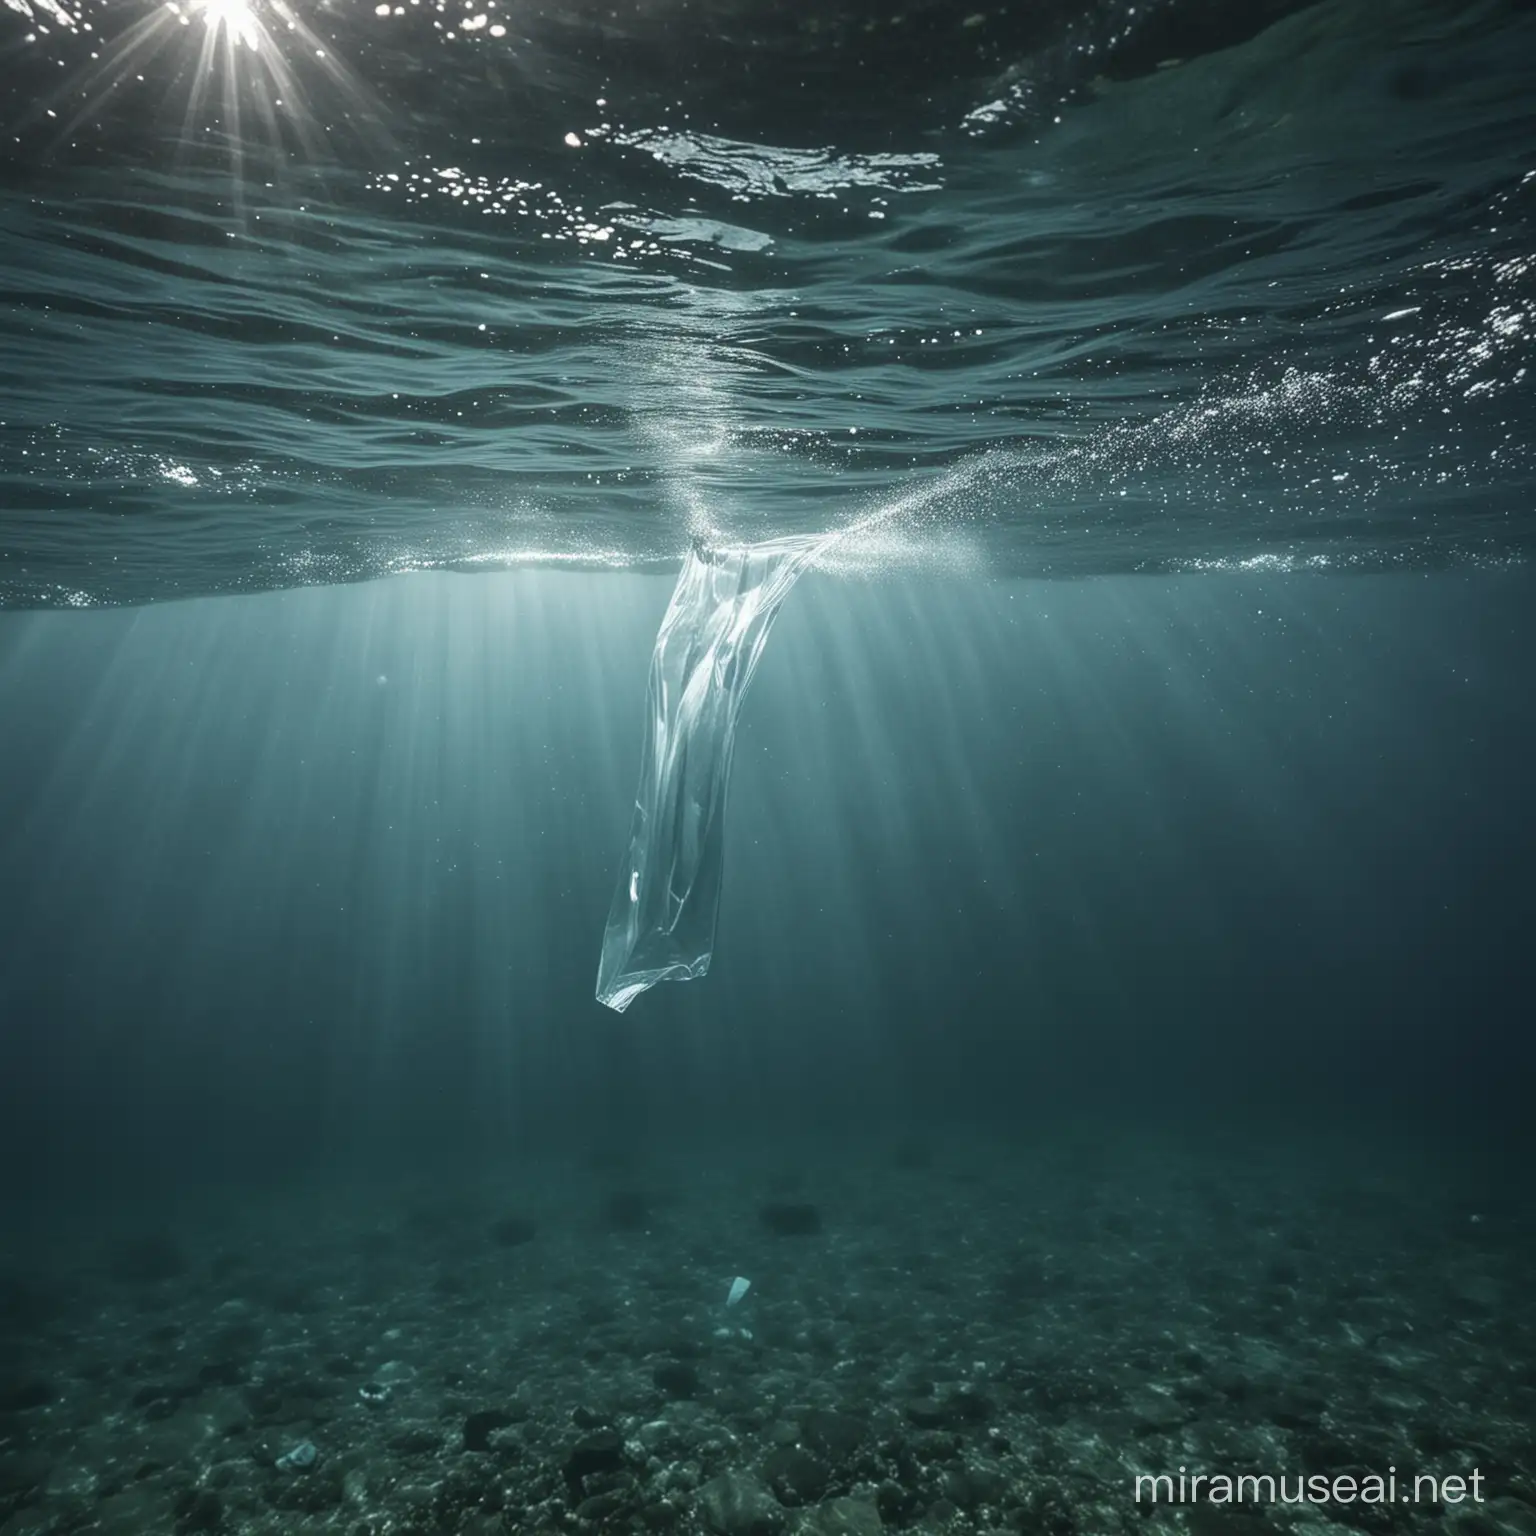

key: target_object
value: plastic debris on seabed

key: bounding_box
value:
[276,1441,318,1472]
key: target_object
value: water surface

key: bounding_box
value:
[2,0,1532,602]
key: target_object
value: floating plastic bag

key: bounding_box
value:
[594,533,831,1012]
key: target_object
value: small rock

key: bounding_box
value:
[965,1464,1007,1506]
[197,1361,244,1389]
[463,1517,512,1536]
[106,1231,187,1284]
[0,1377,54,1412]
[464,1409,514,1453]
[206,1394,250,1438]
[758,1203,822,1237]
[90,1486,174,1536]
[564,1427,625,1489]
[764,1447,828,1506]
[909,1431,962,1463]
[637,1418,685,1455]
[652,1362,700,1400]
[603,1191,651,1231]
[491,1216,537,1247]
[903,1399,947,1430]
[577,1487,639,1524]
[1128,1386,1187,1435]
[903,1390,991,1431]
[799,1409,866,1464]
[794,1495,884,1536]
[0,1452,52,1500]
[944,1388,994,1426]
[389,1427,441,1456]
[1446,1499,1536,1536]
[174,1488,224,1532]
[697,1470,784,1535]
[0,1274,67,1329]
[0,1509,55,1536]
[875,1481,915,1523]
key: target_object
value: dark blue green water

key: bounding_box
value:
[0,3,1533,1535]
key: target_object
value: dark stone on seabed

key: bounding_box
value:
[800,1408,867,1463]
[464,1409,514,1452]
[564,1427,625,1488]
[652,1361,700,1399]
[491,1216,537,1247]
[0,1376,55,1412]
[763,1445,828,1505]
[696,1469,784,1535]
[106,1231,187,1284]
[904,1399,946,1430]
[603,1191,651,1231]
[758,1202,822,1236]
[174,1488,224,1531]
[577,1487,638,1524]
[797,1496,884,1536]
[904,1389,992,1430]
[390,1427,442,1456]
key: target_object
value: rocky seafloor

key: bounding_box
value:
[1,1128,1532,1536]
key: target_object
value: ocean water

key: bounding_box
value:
[0,1,1534,1534]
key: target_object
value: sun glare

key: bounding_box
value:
[189,0,260,51]
[23,0,386,195]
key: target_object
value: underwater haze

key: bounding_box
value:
[1,1,1534,1535]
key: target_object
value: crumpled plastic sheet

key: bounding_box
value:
[595,533,832,1012]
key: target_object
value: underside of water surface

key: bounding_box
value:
[0,0,1532,605]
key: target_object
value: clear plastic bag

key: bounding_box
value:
[595,534,829,1012]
